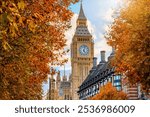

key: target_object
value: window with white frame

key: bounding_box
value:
[114,82,121,86]
[114,75,121,80]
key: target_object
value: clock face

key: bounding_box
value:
[79,45,89,55]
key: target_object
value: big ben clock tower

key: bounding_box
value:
[71,2,94,99]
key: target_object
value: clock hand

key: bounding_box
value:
[81,48,84,53]
[83,48,85,53]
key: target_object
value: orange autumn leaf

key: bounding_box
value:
[106,0,150,92]
[91,83,127,100]
[0,0,79,100]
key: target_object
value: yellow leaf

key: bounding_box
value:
[18,0,25,10]
[28,20,36,33]
[19,17,24,26]
[9,3,19,13]
[7,15,13,22]
[13,22,18,31]
[3,40,11,50]
[0,8,2,13]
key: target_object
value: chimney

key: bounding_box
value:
[108,47,115,61]
[89,57,97,73]
[100,51,106,62]
[93,57,97,67]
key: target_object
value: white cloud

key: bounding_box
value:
[103,8,114,22]
[58,0,124,74]
[116,0,123,5]
[103,24,111,32]
[87,20,97,39]
[94,32,112,61]
[61,14,78,73]
[65,14,78,46]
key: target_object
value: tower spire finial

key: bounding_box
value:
[81,0,83,8]
[63,64,67,81]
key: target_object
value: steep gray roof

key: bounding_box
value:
[81,62,106,85]
[74,2,92,37]
[78,2,87,20]
[80,61,114,89]
[75,26,91,36]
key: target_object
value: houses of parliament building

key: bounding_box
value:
[44,2,93,100]
[44,2,149,100]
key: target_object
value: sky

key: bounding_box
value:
[59,0,123,72]
[43,0,123,95]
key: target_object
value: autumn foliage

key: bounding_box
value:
[91,83,127,100]
[0,0,79,99]
[106,0,150,92]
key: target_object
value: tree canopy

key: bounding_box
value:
[0,0,79,99]
[106,0,150,92]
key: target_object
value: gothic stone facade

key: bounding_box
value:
[71,2,94,100]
